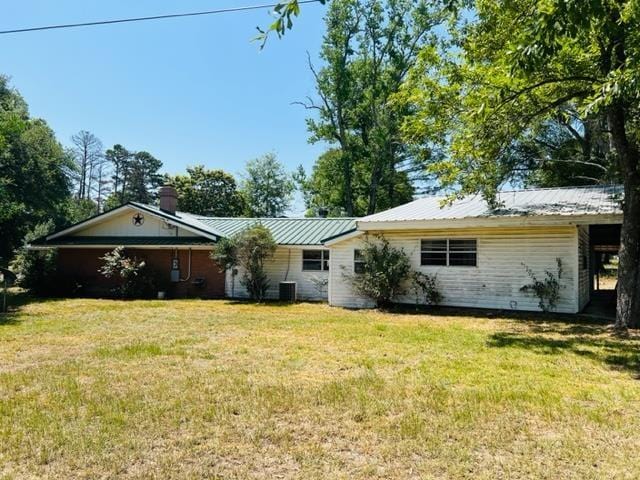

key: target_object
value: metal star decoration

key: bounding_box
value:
[132,213,145,226]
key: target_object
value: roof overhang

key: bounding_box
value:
[29,244,214,250]
[357,213,624,231]
[323,229,364,246]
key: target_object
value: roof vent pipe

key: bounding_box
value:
[159,184,178,215]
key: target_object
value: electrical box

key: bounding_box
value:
[170,258,180,283]
[170,269,180,283]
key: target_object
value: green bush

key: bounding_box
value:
[410,271,442,307]
[346,236,412,308]
[99,247,157,299]
[520,258,564,312]
[11,222,68,296]
[211,224,276,301]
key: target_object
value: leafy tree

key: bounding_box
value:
[10,221,59,296]
[65,197,99,223]
[167,165,245,216]
[104,146,163,208]
[0,76,73,265]
[241,153,294,217]
[516,113,617,187]
[105,144,132,204]
[298,0,442,216]
[211,224,277,301]
[126,151,163,204]
[401,0,640,329]
[295,150,348,216]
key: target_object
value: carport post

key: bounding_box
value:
[2,278,6,314]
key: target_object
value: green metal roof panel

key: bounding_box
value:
[32,200,357,248]
[37,236,215,246]
[195,217,357,245]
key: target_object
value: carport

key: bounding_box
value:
[586,224,621,318]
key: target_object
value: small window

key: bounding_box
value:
[421,239,477,267]
[354,249,365,274]
[303,249,330,271]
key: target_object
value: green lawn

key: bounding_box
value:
[1,298,639,479]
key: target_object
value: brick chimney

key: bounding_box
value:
[159,184,178,215]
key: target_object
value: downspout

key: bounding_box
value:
[172,226,192,282]
[284,248,291,281]
[180,248,192,282]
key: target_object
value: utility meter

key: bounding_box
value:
[170,257,180,282]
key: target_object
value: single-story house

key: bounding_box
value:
[31,186,355,301]
[32,184,623,313]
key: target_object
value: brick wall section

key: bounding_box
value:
[56,248,225,298]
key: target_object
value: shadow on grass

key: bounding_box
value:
[387,303,640,378]
[388,303,612,325]
[0,290,73,326]
[488,326,640,378]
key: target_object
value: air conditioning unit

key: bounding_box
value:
[279,281,297,302]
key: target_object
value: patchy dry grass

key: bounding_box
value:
[1,298,639,479]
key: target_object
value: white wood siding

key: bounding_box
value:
[578,225,591,310]
[328,227,580,313]
[225,246,329,301]
[72,210,198,237]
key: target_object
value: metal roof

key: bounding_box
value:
[361,185,624,223]
[32,201,356,248]
[32,236,215,246]
[194,217,357,245]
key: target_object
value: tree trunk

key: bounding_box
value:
[342,150,354,216]
[616,181,640,329]
[608,104,640,329]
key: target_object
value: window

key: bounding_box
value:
[449,239,477,266]
[354,249,365,274]
[421,239,477,267]
[421,240,447,266]
[303,249,330,271]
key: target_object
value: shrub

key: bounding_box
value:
[99,247,157,299]
[520,258,563,312]
[346,236,412,308]
[211,224,276,302]
[410,271,442,307]
[309,275,329,298]
[11,221,66,296]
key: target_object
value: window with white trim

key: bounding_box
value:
[421,239,477,267]
[354,249,365,274]
[302,249,330,271]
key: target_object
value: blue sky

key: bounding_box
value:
[2,0,328,211]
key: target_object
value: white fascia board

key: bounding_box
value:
[323,230,364,246]
[357,213,623,231]
[47,204,219,241]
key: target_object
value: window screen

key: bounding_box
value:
[303,250,330,271]
[421,239,477,267]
